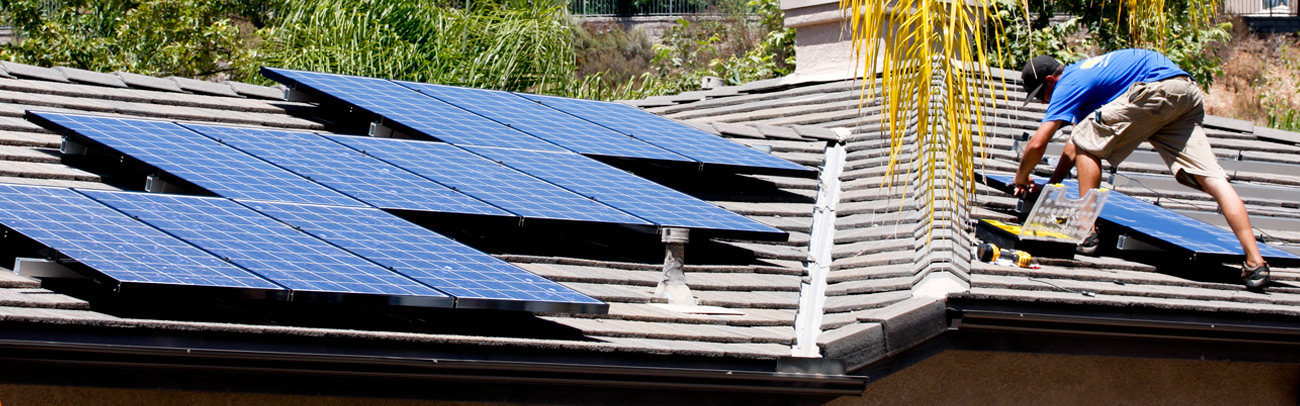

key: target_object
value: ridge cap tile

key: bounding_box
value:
[224,80,286,100]
[0,62,71,83]
[54,67,128,88]
[169,76,242,97]
[115,71,186,92]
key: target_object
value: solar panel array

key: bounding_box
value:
[32,112,364,207]
[260,68,565,152]
[327,135,653,225]
[81,190,453,306]
[179,123,509,217]
[467,146,783,233]
[262,67,813,174]
[244,201,605,312]
[517,93,811,171]
[981,173,1300,262]
[0,184,283,293]
[400,81,692,163]
[0,184,607,311]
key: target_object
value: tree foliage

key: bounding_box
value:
[987,0,1230,86]
[0,0,260,79]
[259,0,579,93]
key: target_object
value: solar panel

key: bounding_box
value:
[81,190,453,307]
[179,124,510,217]
[467,146,785,234]
[981,173,1300,262]
[326,135,652,226]
[31,112,363,207]
[397,81,693,162]
[243,200,607,313]
[260,68,565,152]
[517,93,812,172]
[0,184,283,293]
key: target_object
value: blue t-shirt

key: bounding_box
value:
[1042,49,1189,124]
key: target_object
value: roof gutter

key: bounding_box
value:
[947,296,1300,362]
[0,321,866,402]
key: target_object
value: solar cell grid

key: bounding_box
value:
[517,93,811,172]
[81,190,451,301]
[398,82,692,162]
[467,146,783,234]
[0,184,281,290]
[981,173,1300,260]
[32,112,362,207]
[244,201,606,311]
[262,68,563,152]
[326,135,652,225]
[179,124,510,217]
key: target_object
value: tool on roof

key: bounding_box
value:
[977,183,1110,259]
[977,242,1036,269]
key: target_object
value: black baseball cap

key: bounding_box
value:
[1021,55,1062,105]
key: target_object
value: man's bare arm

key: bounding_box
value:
[1014,120,1064,195]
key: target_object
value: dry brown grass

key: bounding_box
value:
[1204,23,1300,127]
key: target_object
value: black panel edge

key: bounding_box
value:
[454,297,609,314]
[291,290,454,309]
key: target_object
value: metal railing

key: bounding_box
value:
[567,0,752,16]
[1223,0,1298,16]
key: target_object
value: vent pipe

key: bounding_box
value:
[654,227,696,306]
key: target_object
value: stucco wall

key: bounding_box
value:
[832,351,1300,406]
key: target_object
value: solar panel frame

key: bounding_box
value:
[980,172,1300,265]
[178,123,512,217]
[29,112,365,207]
[466,146,785,235]
[261,68,567,152]
[242,200,608,313]
[325,135,653,226]
[0,184,286,298]
[516,92,814,173]
[397,81,696,163]
[81,190,454,308]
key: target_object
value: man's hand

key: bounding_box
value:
[1013,181,1040,198]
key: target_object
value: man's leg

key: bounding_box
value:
[1069,143,1103,196]
[1196,175,1266,268]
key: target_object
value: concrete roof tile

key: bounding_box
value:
[115,71,186,92]
[170,76,241,97]
[55,67,128,88]
[224,80,285,100]
[0,62,70,83]
[710,121,766,139]
[0,288,90,309]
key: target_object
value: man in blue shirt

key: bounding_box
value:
[1013,49,1270,291]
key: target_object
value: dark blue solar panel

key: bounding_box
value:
[398,82,692,162]
[81,190,451,303]
[982,173,1300,260]
[179,124,510,217]
[467,146,784,234]
[326,135,652,225]
[261,68,564,152]
[0,184,281,290]
[517,93,811,172]
[32,112,362,207]
[244,201,606,312]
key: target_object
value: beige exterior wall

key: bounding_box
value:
[833,351,1300,406]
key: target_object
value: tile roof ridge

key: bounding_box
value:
[0,61,285,100]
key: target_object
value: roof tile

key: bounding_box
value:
[170,77,241,97]
[224,80,285,100]
[0,62,71,83]
[116,71,186,92]
[55,67,128,88]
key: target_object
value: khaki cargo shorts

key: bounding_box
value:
[1069,76,1227,191]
